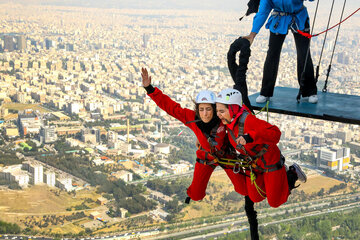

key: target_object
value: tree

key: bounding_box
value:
[0,220,21,234]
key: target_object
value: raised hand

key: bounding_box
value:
[141,67,151,87]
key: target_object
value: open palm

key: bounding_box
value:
[141,67,151,87]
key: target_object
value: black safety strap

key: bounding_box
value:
[196,158,217,169]
[251,144,269,159]
[253,154,285,173]
[238,111,249,135]
[185,119,201,124]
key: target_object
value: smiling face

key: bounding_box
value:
[216,103,231,124]
[198,103,214,123]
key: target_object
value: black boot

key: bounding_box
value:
[287,167,299,192]
[245,196,259,240]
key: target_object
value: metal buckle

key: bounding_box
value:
[290,21,299,33]
[233,162,241,174]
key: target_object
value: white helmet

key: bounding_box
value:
[195,90,216,104]
[216,88,242,106]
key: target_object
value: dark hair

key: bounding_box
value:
[195,103,217,120]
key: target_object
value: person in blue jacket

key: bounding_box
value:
[243,0,318,104]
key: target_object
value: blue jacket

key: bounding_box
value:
[251,0,314,35]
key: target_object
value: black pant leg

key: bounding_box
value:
[287,169,298,192]
[293,29,317,97]
[260,32,286,97]
[245,196,259,240]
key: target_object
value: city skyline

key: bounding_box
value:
[0,0,359,238]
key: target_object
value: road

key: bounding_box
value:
[186,203,360,240]
[143,192,360,240]
[2,197,359,240]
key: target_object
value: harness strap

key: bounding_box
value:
[252,144,269,159]
[252,155,285,173]
[228,112,251,156]
[185,119,201,124]
[196,158,217,169]
[238,111,249,134]
[272,6,305,31]
[271,6,305,17]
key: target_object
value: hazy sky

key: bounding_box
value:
[2,0,359,12]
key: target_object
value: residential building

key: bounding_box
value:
[317,147,351,172]
[0,165,30,187]
[44,171,56,187]
[18,110,43,135]
[40,126,57,143]
[56,177,72,191]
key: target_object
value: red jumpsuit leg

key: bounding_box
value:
[224,168,248,196]
[187,162,215,201]
[245,170,266,203]
[264,166,289,208]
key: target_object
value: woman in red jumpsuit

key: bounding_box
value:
[216,88,307,207]
[141,68,248,202]
[216,88,307,240]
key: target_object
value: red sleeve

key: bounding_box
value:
[148,87,195,124]
[245,115,281,144]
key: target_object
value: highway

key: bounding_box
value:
[143,192,360,240]
[2,196,358,240]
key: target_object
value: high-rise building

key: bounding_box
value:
[68,102,80,114]
[312,136,325,145]
[45,39,56,50]
[23,163,44,185]
[317,147,350,172]
[15,35,26,51]
[66,43,74,51]
[337,52,344,64]
[44,171,56,187]
[336,130,351,143]
[143,34,150,48]
[4,35,15,52]
[40,126,57,143]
